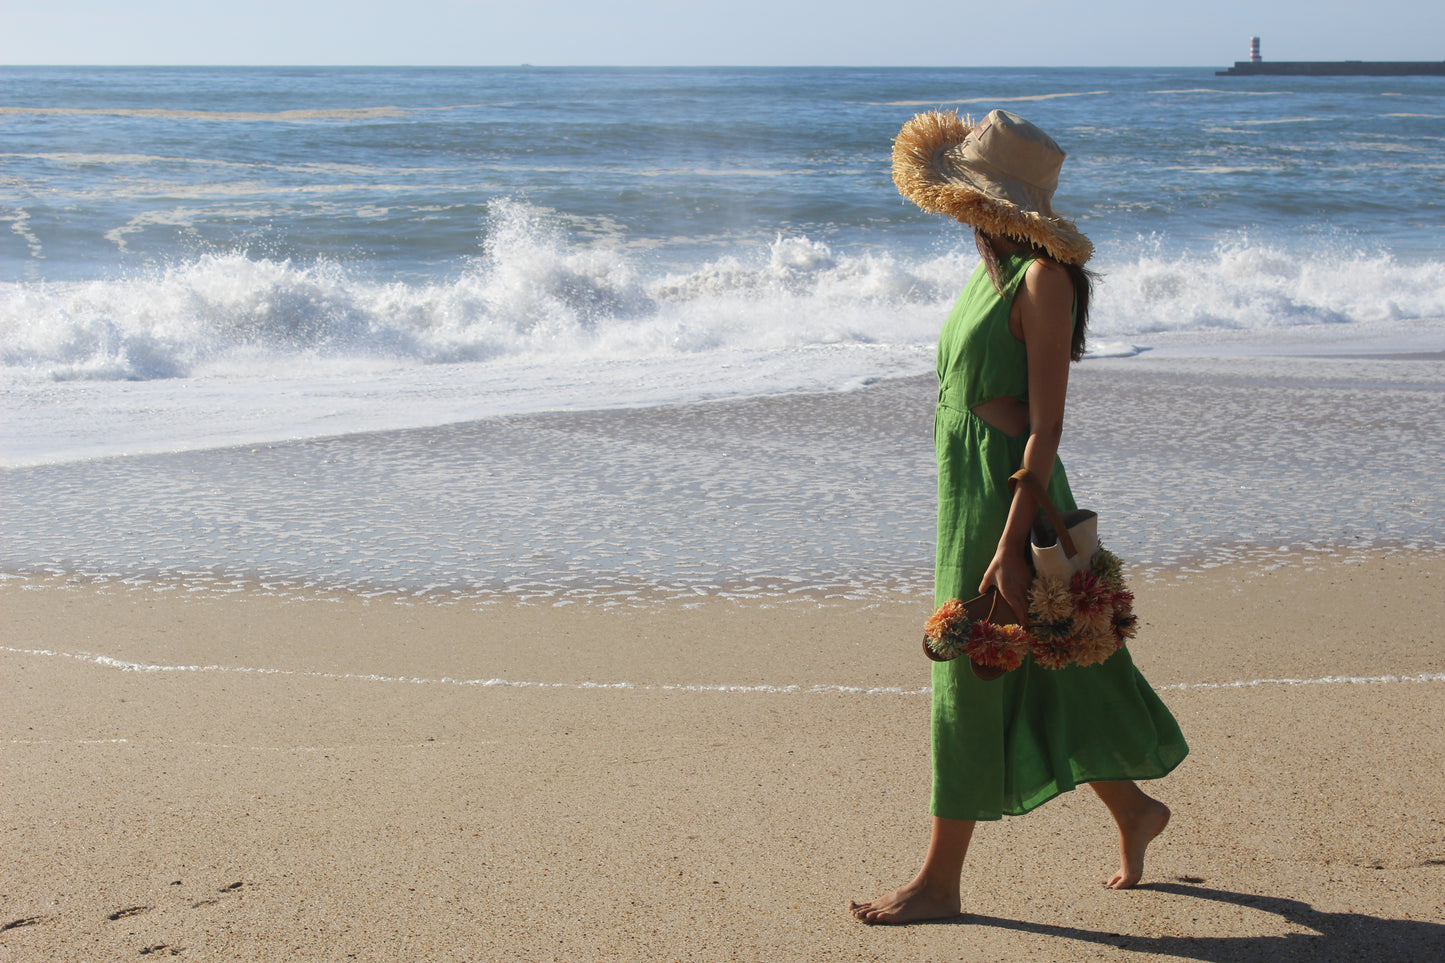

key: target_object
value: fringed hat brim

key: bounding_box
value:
[892,111,1094,266]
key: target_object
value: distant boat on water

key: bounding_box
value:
[1217,37,1445,76]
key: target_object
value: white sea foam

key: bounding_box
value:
[1149,89,1288,96]
[1,202,944,381]
[3,202,1443,466]
[3,646,1441,697]
[878,91,1112,107]
[1226,116,1333,126]
[2,209,45,261]
[0,105,487,122]
[1091,236,1445,340]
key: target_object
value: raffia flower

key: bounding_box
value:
[924,599,972,660]
[926,598,967,639]
[1076,604,1114,636]
[1113,612,1139,643]
[1070,571,1112,621]
[1108,582,1134,603]
[1072,625,1122,667]
[1030,617,1075,641]
[1029,638,1074,671]
[964,620,1029,673]
[1029,575,1074,623]
[1091,547,1124,583]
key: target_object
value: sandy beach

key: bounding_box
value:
[3,550,1443,962]
[7,61,1445,962]
[5,355,1445,960]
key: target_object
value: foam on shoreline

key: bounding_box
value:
[4,354,1444,607]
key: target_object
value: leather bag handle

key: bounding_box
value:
[1009,467,1079,560]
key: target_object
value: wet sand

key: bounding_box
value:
[3,552,1443,962]
[5,354,1445,604]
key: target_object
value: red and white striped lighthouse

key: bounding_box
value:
[1250,37,1261,63]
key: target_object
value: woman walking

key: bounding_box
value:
[850,109,1188,925]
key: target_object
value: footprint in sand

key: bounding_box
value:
[191,880,244,909]
[106,905,152,921]
[2,916,51,932]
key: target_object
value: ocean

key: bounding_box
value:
[2,66,1443,601]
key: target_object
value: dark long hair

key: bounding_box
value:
[974,229,1097,362]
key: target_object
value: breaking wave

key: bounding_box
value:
[3,200,1442,384]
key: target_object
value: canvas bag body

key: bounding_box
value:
[1029,508,1100,580]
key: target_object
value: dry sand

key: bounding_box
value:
[2,552,1443,961]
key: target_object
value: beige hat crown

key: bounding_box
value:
[892,109,1093,265]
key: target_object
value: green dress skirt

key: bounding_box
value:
[931,252,1187,821]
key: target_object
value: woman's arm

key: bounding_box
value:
[979,258,1075,622]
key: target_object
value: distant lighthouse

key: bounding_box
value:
[1219,35,1445,75]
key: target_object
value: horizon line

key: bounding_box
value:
[1,63,1245,70]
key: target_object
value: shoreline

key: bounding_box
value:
[3,552,1443,961]
[3,533,1443,606]
[5,546,1440,684]
[5,327,1444,471]
[5,353,1444,609]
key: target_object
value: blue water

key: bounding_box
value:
[6,66,1444,280]
[4,67,1443,389]
[1,67,1443,598]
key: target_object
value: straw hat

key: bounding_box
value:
[892,109,1093,265]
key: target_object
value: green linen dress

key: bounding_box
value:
[932,251,1188,821]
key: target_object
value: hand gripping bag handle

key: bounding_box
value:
[1009,467,1079,561]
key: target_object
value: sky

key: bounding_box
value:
[2,0,1441,67]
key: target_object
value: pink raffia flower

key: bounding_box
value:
[964,620,1029,673]
[1070,571,1111,618]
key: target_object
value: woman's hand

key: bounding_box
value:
[980,547,1033,626]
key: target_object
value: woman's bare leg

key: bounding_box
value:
[849,817,975,924]
[1091,780,1171,889]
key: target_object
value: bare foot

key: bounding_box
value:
[849,878,961,925]
[1106,798,1171,889]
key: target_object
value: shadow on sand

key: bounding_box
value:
[961,880,1445,962]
